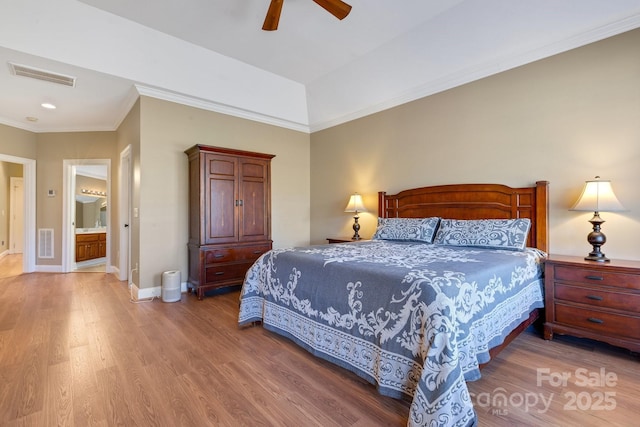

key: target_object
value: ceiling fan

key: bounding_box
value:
[262,0,352,31]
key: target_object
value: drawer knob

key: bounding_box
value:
[215,272,225,276]
[585,275,604,281]
[253,250,263,254]
[586,295,603,301]
[587,317,604,324]
[214,254,225,258]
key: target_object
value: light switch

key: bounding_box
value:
[134,207,139,218]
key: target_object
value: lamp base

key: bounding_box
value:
[584,212,610,262]
[352,214,361,240]
[584,253,610,262]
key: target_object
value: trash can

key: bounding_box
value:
[161,270,181,303]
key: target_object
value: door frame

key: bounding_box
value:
[0,154,35,273]
[9,177,24,254]
[118,145,132,282]
[62,159,111,273]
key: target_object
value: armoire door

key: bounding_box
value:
[238,158,270,242]
[205,153,239,244]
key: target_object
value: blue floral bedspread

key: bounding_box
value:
[238,240,545,426]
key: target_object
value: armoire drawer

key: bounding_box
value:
[205,262,254,284]
[204,244,271,265]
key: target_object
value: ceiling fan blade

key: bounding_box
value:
[312,0,352,20]
[262,0,284,31]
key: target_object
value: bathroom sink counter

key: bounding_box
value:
[76,227,107,234]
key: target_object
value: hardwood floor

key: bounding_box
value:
[0,254,22,279]
[0,257,637,426]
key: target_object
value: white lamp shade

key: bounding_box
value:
[570,179,626,212]
[344,193,367,213]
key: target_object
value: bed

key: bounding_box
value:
[239,181,549,426]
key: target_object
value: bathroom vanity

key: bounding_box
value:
[75,229,106,262]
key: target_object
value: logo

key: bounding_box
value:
[470,367,617,416]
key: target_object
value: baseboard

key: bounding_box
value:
[35,264,63,273]
[75,257,105,269]
[131,283,161,300]
[0,250,8,259]
[34,264,119,276]
[130,281,189,301]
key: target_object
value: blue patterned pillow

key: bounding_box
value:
[372,217,441,243]
[433,218,531,251]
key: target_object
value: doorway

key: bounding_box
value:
[62,159,111,273]
[0,154,35,274]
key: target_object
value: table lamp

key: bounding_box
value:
[570,176,626,262]
[344,193,367,240]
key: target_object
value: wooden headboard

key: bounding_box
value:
[378,181,549,252]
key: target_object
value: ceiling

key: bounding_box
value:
[1,0,640,134]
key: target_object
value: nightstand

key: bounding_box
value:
[326,237,367,244]
[544,254,640,353]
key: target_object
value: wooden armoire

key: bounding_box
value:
[185,144,275,299]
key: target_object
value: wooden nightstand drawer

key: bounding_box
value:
[555,302,640,341]
[554,283,640,312]
[554,265,640,290]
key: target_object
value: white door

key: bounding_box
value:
[119,146,132,281]
[10,177,24,254]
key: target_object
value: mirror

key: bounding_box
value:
[75,165,107,231]
[75,195,107,228]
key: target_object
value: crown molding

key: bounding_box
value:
[0,82,310,134]
[134,84,310,134]
[0,116,40,133]
[110,85,143,130]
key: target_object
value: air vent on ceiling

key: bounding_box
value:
[9,62,76,87]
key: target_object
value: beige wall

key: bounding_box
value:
[0,124,37,159]
[310,28,640,261]
[35,132,117,265]
[2,27,639,279]
[136,96,310,289]
[0,98,310,287]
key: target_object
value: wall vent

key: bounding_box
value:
[38,229,54,259]
[9,62,76,87]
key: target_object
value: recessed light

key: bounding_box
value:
[26,116,38,122]
[41,102,56,109]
